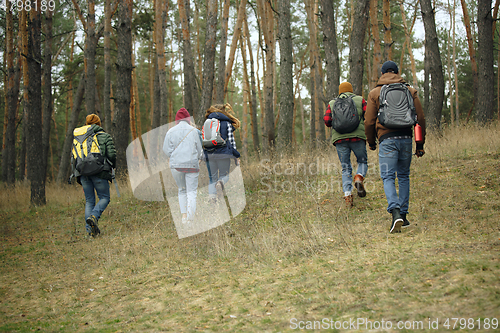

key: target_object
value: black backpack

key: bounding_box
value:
[331,94,360,134]
[377,83,417,129]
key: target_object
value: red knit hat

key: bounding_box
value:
[175,108,191,124]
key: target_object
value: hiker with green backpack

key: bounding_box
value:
[71,114,116,238]
[365,61,426,234]
[324,82,368,208]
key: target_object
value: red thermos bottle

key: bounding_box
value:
[414,123,423,143]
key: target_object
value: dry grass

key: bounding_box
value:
[0,124,499,332]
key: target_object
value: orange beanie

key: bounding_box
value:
[86,114,101,127]
[339,82,353,95]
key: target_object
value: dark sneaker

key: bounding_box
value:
[401,213,410,228]
[390,208,403,233]
[86,215,100,237]
[354,174,366,197]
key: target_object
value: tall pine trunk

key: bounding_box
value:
[215,0,230,104]
[42,7,53,182]
[4,1,21,185]
[321,0,340,99]
[349,0,370,95]
[113,0,133,172]
[476,0,495,124]
[277,0,294,150]
[27,0,45,205]
[420,0,445,131]
[86,0,96,116]
[198,0,218,121]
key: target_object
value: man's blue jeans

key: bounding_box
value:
[378,138,412,214]
[336,140,368,194]
[81,176,111,233]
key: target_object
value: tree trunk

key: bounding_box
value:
[349,0,370,95]
[42,7,53,183]
[156,0,170,125]
[382,0,393,60]
[113,0,133,172]
[277,0,294,150]
[85,0,96,116]
[178,0,200,122]
[461,0,479,121]
[19,8,29,181]
[104,0,112,130]
[321,0,340,99]
[4,1,21,185]
[399,0,418,88]
[420,0,445,131]
[369,0,382,88]
[223,0,247,100]
[215,0,230,104]
[476,0,495,124]
[27,0,45,205]
[244,16,260,154]
[257,0,276,149]
[198,0,218,125]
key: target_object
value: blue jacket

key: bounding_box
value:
[204,112,240,159]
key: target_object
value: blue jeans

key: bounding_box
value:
[207,158,231,196]
[80,176,111,233]
[336,140,368,194]
[171,169,199,220]
[378,138,412,214]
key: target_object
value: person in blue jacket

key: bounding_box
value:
[203,103,241,202]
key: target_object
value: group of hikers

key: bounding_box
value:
[70,60,425,237]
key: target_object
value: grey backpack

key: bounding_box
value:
[331,94,360,134]
[377,83,417,129]
[202,118,226,150]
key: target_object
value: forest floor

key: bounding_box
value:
[1,124,499,332]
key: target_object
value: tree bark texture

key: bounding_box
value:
[104,0,112,130]
[369,0,382,89]
[178,0,200,122]
[420,0,445,130]
[86,0,96,116]
[277,0,294,149]
[42,7,53,184]
[216,0,230,104]
[198,0,218,126]
[155,0,169,126]
[476,0,495,124]
[244,16,260,153]
[27,0,46,205]
[321,0,340,99]
[349,0,370,95]
[4,1,21,184]
[461,0,479,121]
[114,0,133,172]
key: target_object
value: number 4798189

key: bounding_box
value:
[443,318,498,330]
[1,0,56,12]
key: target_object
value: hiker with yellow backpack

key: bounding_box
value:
[71,114,116,238]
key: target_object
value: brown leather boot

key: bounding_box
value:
[344,194,353,208]
[354,174,366,197]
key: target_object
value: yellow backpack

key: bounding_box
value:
[72,125,106,176]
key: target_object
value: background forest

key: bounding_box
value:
[0,0,498,204]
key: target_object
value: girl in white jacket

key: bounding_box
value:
[163,108,203,223]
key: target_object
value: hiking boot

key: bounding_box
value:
[390,208,403,233]
[344,194,353,208]
[86,215,100,237]
[215,180,224,199]
[354,174,366,197]
[401,213,410,228]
